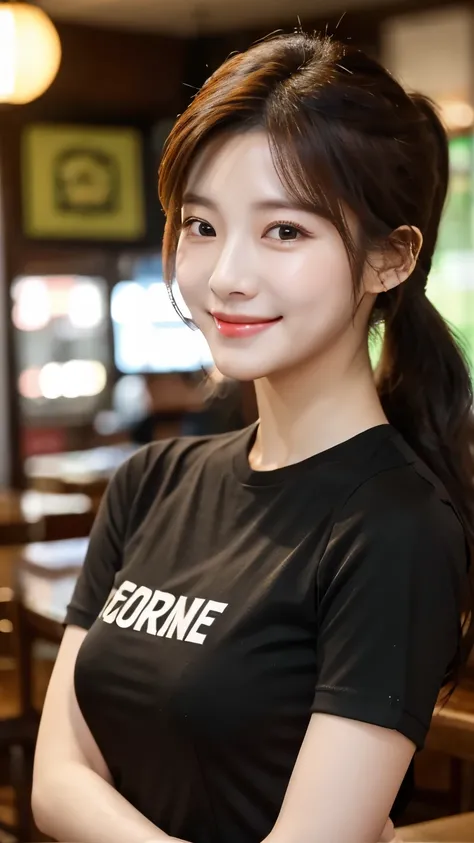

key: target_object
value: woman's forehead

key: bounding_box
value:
[183,130,289,204]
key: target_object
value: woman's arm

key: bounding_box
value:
[32,625,189,843]
[261,712,414,843]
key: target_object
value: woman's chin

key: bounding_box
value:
[208,351,271,382]
[211,364,263,382]
[213,361,281,382]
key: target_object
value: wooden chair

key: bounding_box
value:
[0,538,88,840]
[0,488,96,546]
[426,680,474,812]
[0,597,40,842]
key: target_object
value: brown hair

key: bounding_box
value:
[158,32,474,669]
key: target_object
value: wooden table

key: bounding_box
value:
[14,538,88,715]
[17,538,87,630]
[25,443,137,496]
[398,810,474,840]
[0,489,96,545]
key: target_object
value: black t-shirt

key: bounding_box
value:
[65,423,467,843]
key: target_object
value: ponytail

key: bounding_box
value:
[377,284,474,675]
[377,288,474,544]
[376,95,474,674]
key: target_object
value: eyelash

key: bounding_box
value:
[180,217,311,240]
[266,220,311,239]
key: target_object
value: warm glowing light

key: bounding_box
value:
[0,3,61,104]
[12,277,50,331]
[49,277,73,318]
[38,360,107,400]
[440,100,474,132]
[69,283,104,329]
[39,362,62,399]
[61,360,107,398]
[0,8,15,98]
[18,367,41,399]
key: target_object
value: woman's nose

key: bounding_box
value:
[209,240,258,300]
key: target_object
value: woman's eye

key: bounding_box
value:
[266,224,303,241]
[186,219,215,237]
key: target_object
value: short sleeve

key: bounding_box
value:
[312,468,467,749]
[64,446,149,630]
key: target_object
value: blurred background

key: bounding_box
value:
[0,0,473,840]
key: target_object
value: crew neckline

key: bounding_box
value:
[232,422,394,487]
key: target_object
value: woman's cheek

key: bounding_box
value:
[177,248,213,308]
[175,249,195,301]
[174,266,204,332]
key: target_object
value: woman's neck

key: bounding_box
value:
[249,350,388,471]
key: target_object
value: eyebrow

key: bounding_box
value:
[181,191,312,214]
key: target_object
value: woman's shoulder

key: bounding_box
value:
[108,426,251,508]
[126,425,251,477]
[318,432,469,598]
[339,428,465,553]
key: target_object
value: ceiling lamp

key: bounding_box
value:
[0,1,61,104]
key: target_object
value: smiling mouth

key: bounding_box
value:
[210,311,281,324]
[211,314,282,338]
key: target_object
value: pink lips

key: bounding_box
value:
[212,314,282,338]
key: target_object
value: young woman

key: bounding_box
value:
[32,30,473,843]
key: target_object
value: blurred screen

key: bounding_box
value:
[111,279,214,374]
[429,133,474,371]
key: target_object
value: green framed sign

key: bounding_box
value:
[21,123,146,241]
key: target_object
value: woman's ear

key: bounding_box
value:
[363,226,423,295]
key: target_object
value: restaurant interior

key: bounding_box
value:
[0,0,474,840]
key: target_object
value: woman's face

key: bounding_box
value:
[176,130,368,382]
